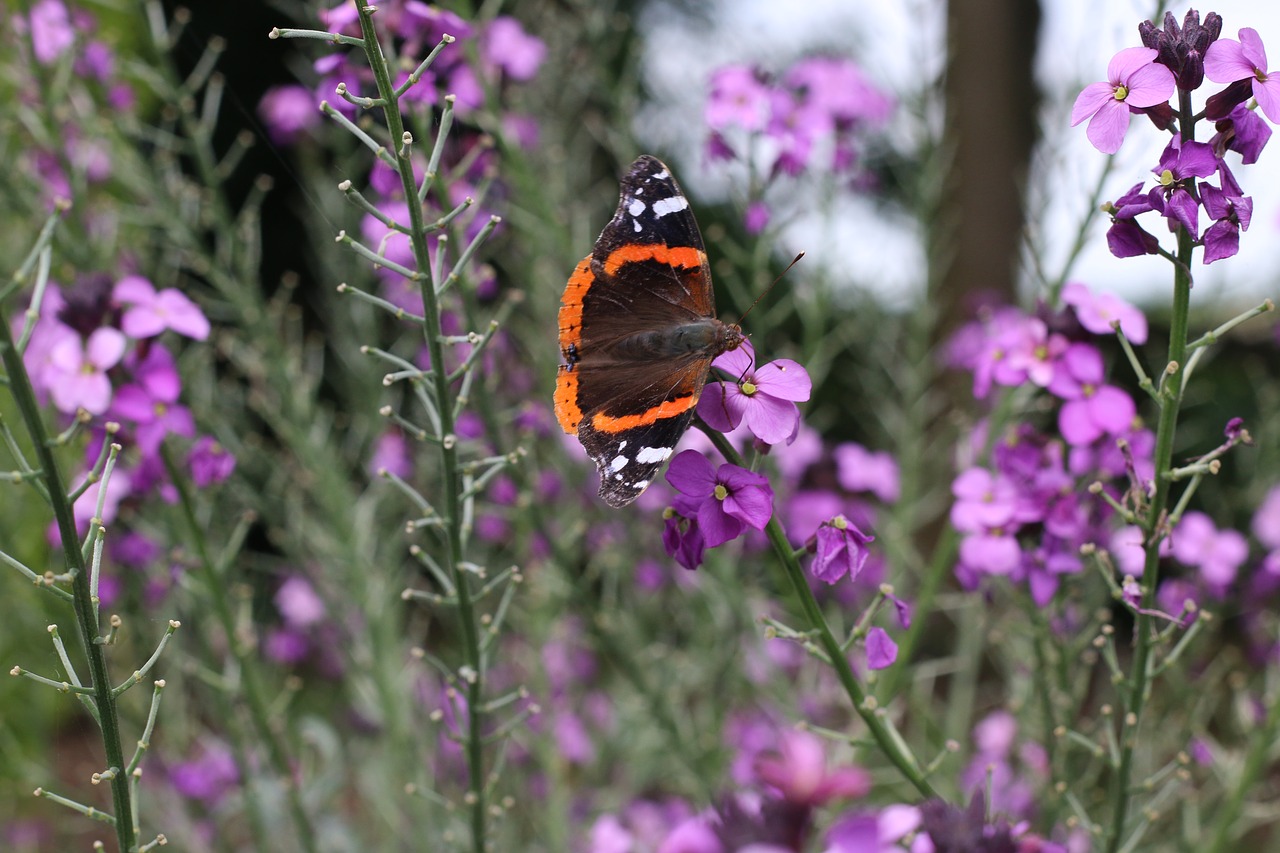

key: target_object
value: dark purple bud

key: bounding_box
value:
[1206,78,1254,121]
[1139,9,1224,91]
[1136,101,1176,132]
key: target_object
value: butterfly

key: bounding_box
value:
[555,155,744,507]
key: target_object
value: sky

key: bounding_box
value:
[635,0,1280,313]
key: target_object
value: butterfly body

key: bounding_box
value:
[555,155,743,507]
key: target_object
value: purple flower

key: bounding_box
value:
[865,627,897,670]
[706,65,771,133]
[950,467,1020,532]
[666,451,774,548]
[1151,139,1220,236]
[1104,182,1161,258]
[1205,28,1280,123]
[1252,485,1280,550]
[46,326,126,415]
[753,730,871,806]
[835,442,900,503]
[369,429,413,479]
[110,344,195,455]
[481,17,546,82]
[744,200,770,235]
[276,576,326,627]
[1071,47,1175,154]
[189,435,236,487]
[113,276,210,340]
[22,0,75,64]
[1047,343,1136,446]
[264,626,310,665]
[1199,173,1252,264]
[1060,281,1148,343]
[1210,103,1273,164]
[811,515,875,584]
[1171,511,1248,591]
[258,85,319,146]
[826,806,921,853]
[783,56,894,126]
[169,742,240,806]
[663,509,707,571]
[697,342,811,445]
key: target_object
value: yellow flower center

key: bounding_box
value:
[1159,169,1175,187]
[1114,84,1129,101]
[714,484,728,501]
[741,380,757,396]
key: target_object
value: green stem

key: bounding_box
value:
[704,428,937,798]
[159,445,309,850]
[354,7,487,849]
[0,303,136,851]
[1104,86,1195,853]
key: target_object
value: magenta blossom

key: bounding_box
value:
[189,436,236,487]
[665,451,773,548]
[1205,28,1280,123]
[480,17,547,82]
[113,276,210,340]
[835,442,900,503]
[1171,511,1248,591]
[258,85,319,146]
[1151,139,1220,236]
[753,730,871,807]
[110,344,195,455]
[697,341,811,445]
[865,627,898,670]
[811,515,875,584]
[706,65,771,132]
[46,326,126,415]
[1047,343,1136,446]
[1061,281,1149,343]
[1071,47,1175,154]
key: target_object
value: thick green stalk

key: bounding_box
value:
[1104,88,1195,853]
[353,6,487,848]
[0,304,136,851]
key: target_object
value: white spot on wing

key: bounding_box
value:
[653,169,670,180]
[628,198,646,218]
[633,219,642,233]
[630,480,649,491]
[652,196,689,217]
[610,455,629,472]
[636,446,673,464]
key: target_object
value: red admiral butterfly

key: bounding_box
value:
[555,155,745,507]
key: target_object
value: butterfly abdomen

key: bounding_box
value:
[609,320,744,362]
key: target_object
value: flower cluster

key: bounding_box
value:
[703,57,892,233]
[946,283,1155,599]
[260,7,546,144]
[1073,11,1273,264]
[19,274,232,566]
[11,0,137,208]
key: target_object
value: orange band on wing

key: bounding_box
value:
[554,366,582,433]
[603,244,704,277]
[558,256,594,351]
[590,394,696,433]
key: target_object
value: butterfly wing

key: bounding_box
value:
[556,156,723,507]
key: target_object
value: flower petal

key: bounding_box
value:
[665,449,717,498]
[1123,62,1176,108]
[1070,81,1116,126]
[1085,99,1130,155]
[742,396,799,445]
[753,359,812,401]
[1107,46,1159,85]
[1240,27,1269,72]
[1204,38,1254,83]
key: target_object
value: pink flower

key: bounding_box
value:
[1061,281,1149,343]
[113,276,210,340]
[1071,47,1176,154]
[1047,344,1136,446]
[1205,28,1280,123]
[834,442,900,503]
[865,627,898,670]
[705,65,771,132]
[257,85,318,146]
[754,730,871,806]
[46,326,126,415]
[697,341,811,445]
[481,17,546,82]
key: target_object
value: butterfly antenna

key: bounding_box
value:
[734,252,805,327]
